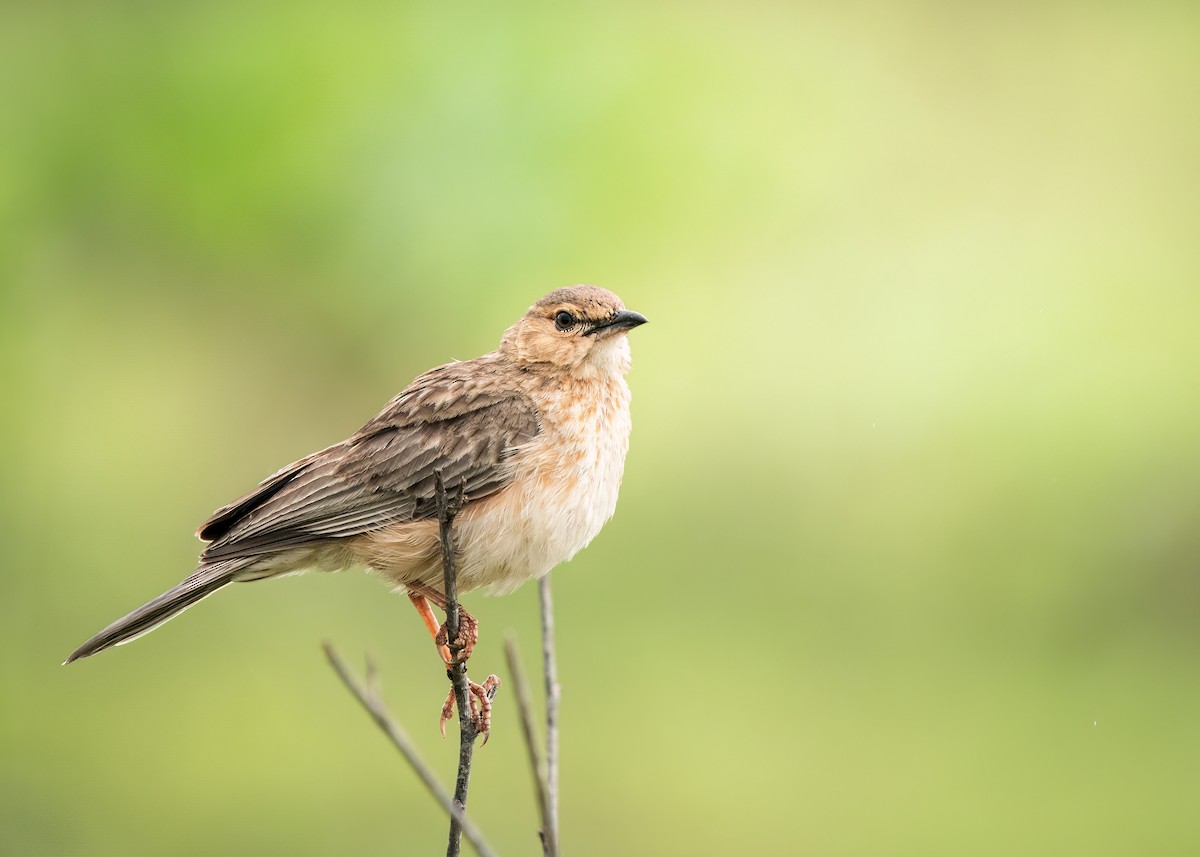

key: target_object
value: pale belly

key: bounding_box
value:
[453,379,632,594]
[455,427,628,592]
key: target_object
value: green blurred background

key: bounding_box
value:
[3,2,1199,855]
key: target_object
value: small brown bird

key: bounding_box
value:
[66,286,646,728]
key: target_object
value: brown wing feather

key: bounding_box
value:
[197,357,540,563]
[197,450,326,542]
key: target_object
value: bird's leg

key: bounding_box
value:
[439,673,501,743]
[407,592,453,665]
[407,583,497,740]
[408,583,480,665]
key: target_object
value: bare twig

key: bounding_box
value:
[436,473,465,648]
[538,574,561,837]
[504,635,558,857]
[435,472,480,857]
[322,643,499,857]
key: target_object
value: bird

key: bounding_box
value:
[66,285,646,735]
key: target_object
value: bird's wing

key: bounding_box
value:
[197,362,540,562]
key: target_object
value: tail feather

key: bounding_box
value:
[64,561,247,664]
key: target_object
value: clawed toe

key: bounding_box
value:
[439,687,456,738]
[439,674,502,742]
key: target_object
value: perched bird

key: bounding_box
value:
[66,286,646,732]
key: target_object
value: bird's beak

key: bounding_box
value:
[585,310,649,337]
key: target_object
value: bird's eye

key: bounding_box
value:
[554,310,576,331]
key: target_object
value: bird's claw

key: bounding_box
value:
[434,610,479,665]
[439,673,502,743]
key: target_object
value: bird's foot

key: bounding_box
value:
[434,608,479,665]
[439,673,502,743]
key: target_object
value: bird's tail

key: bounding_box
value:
[64,560,250,664]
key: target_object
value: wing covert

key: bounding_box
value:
[198,390,539,562]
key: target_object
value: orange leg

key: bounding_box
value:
[407,582,447,611]
[407,592,453,665]
[407,583,479,664]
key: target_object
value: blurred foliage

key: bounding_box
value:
[3,1,1200,855]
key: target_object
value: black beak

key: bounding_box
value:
[585,309,649,337]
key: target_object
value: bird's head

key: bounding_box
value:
[501,286,647,375]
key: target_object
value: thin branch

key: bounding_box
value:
[538,574,561,838]
[504,635,558,857]
[437,473,465,648]
[435,472,479,857]
[322,643,499,857]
